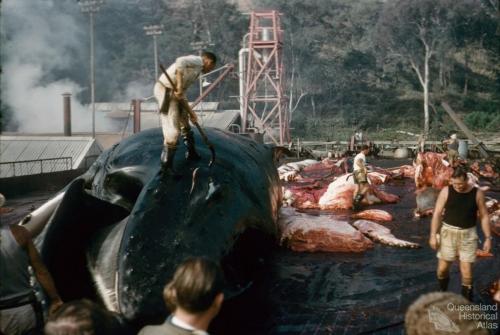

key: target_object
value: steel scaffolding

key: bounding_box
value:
[242,11,289,145]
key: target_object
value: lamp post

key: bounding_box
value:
[143,25,163,80]
[79,0,104,139]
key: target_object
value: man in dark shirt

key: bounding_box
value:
[0,223,63,334]
[429,166,492,300]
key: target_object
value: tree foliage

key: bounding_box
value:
[259,0,499,139]
[2,0,498,139]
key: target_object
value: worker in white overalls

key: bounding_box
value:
[154,51,216,173]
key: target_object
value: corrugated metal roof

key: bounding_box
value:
[196,109,240,129]
[192,102,219,111]
[0,136,102,178]
[140,110,240,131]
[100,102,219,117]
[97,102,155,113]
[141,113,162,130]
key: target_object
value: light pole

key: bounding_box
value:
[79,0,104,139]
[143,25,163,80]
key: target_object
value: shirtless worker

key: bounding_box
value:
[429,166,492,301]
[0,222,63,334]
[153,51,216,174]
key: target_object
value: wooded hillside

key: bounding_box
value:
[1,0,498,140]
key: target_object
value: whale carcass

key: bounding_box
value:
[35,128,282,328]
[351,209,393,222]
[352,220,421,249]
[278,207,374,252]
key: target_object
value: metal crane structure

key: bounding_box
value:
[242,11,289,145]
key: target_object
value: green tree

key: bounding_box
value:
[375,0,458,137]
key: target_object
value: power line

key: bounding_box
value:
[78,0,105,139]
[143,24,164,80]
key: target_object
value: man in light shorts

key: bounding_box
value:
[352,144,370,210]
[429,166,492,301]
[443,133,459,167]
[153,51,216,174]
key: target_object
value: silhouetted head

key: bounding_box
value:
[201,51,217,73]
[163,257,224,315]
[44,299,125,335]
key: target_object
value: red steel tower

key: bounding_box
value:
[242,11,289,145]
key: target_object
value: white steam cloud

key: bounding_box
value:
[113,80,155,102]
[1,0,92,133]
[3,61,91,133]
[1,0,117,133]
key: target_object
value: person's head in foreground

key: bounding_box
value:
[44,299,125,335]
[163,257,225,331]
[405,292,489,335]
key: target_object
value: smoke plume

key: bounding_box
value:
[2,0,99,133]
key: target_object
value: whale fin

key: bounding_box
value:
[40,178,129,302]
[103,166,150,210]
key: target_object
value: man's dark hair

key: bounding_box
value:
[451,165,468,179]
[45,299,124,335]
[361,144,369,151]
[163,257,224,313]
[202,51,217,64]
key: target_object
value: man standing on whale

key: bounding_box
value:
[154,51,217,173]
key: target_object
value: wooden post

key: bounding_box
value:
[297,138,301,158]
[62,93,72,136]
[132,99,141,133]
[441,102,489,158]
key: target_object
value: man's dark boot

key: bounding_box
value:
[183,131,201,161]
[438,277,449,292]
[352,194,363,210]
[461,285,473,301]
[160,145,177,174]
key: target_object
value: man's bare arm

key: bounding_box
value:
[355,158,365,171]
[175,69,184,97]
[476,189,492,253]
[26,242,60,301]
[431,187,448,234]
[429,187,448,249]
[14,226,63,313]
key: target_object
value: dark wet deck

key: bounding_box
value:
[212,159,500,335]
[1,190,53,226]
[2,159,498,334]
